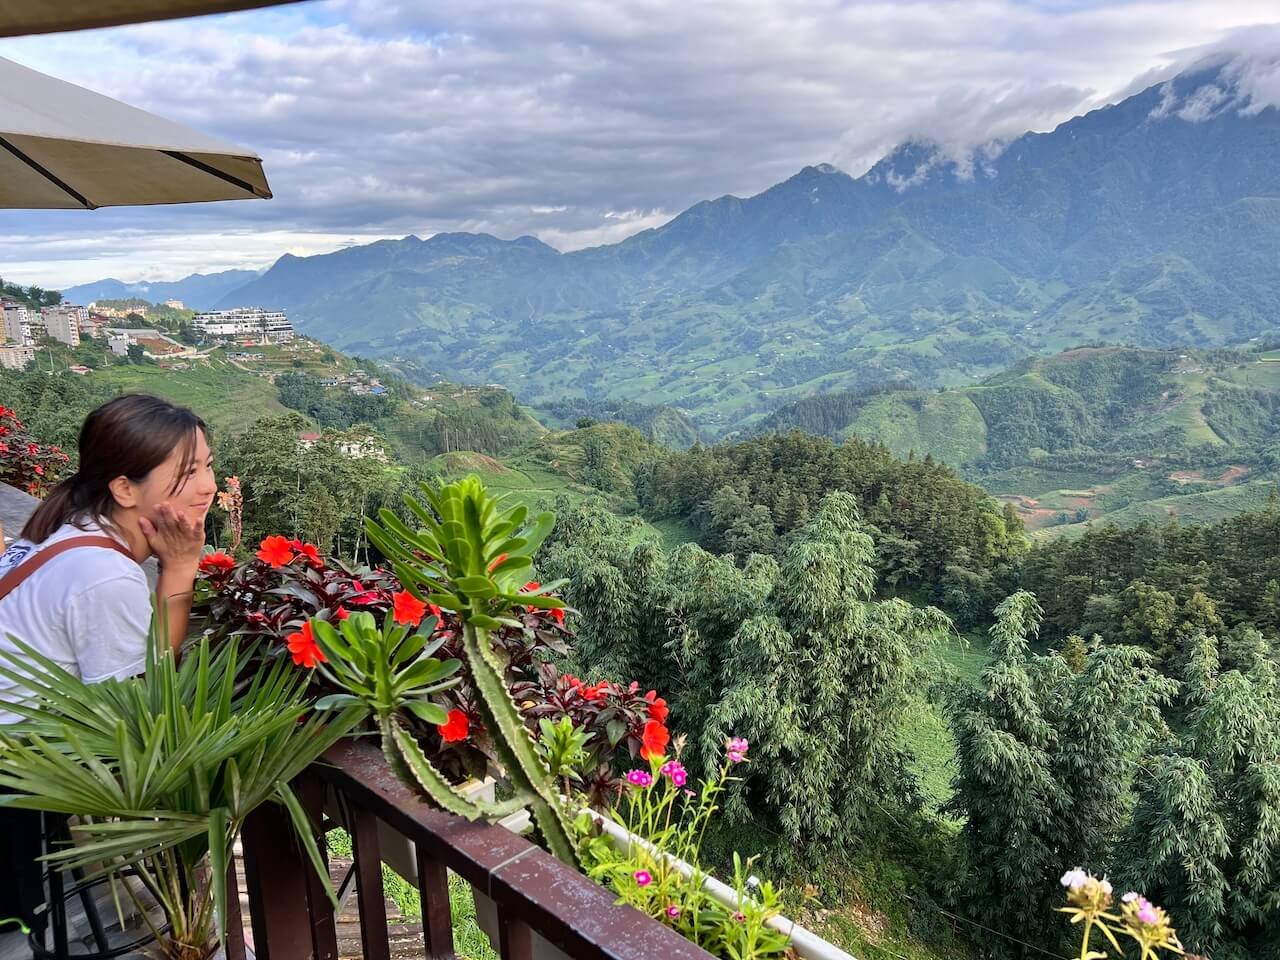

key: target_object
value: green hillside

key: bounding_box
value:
[762,345,1280,533]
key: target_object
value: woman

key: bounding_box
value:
[0,393,216,934]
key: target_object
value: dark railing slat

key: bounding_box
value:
[414,844,456,960]
[299,775,339,960]
[497,911,533,960]
[242,801,318,960]
[224,855,247,960]
[349,803,392,960]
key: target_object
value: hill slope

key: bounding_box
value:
[761,345,1280,531]
[210,61,1280,432]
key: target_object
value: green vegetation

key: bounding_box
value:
[1024,494,1280,651]
[763,346,1280,532]
[637,430,1025,623]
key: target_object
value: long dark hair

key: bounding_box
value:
[22,394,207,544]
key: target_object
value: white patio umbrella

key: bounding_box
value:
[0,55,271,209]
[0,1,302,38]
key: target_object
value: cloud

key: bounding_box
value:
[0,0,1277,286]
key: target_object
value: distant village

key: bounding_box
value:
[0,299,295,372]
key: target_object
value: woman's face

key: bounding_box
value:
[130,429,218,522]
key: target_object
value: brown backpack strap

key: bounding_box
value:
[0,535,136,603]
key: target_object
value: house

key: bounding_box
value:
[0,344,35,370]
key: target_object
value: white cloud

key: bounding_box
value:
[0,0,1277,286]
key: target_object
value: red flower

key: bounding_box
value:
[335,607,350,621]
[289,540,323,568]
[640,720,670,761]
[198,551,237,575]
[645,691,669,725]
[392,590,428,626]
[547,606,566,624]
[32,464,43,476]
[286,622,326,668]
[426,602,442,622]
[347,591,382,606]
[438,708,469,742]
[256,535,295,568]
[487,553,507,572]
[523,580,540,592]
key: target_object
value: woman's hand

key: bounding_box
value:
[138,501,205,572]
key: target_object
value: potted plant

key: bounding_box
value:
[0,628,363,960]
[0,404,71,497]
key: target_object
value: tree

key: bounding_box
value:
[948,592,1173,957]
[126,342,147,365]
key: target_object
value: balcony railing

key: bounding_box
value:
[234,739,714,960]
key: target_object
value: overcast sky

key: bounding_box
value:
[1,0,1277,288]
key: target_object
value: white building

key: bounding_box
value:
[164,299,185,310]
[0,344,35,370]
[192,307,294,343]
[2,302,31,344]
[41,306,82,346]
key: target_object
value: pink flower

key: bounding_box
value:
[726,737,749,763]
[666,905,681,919]
[1135,897,1158,925]
[626,769,653,788]
[634,870,652,887]
[660,760,688,787]
[733,912,746,922]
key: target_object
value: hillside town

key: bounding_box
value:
[0,298,294,370]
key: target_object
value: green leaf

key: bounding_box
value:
[404,700,449,726]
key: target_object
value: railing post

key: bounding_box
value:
[298,775,339,960]
[242,797,329,960]
[414,843,455,959]
[348,803,391,960]
[497,909,533,960]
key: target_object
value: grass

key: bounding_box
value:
[900,632,990,814]
[325,829,497,960]
[90,357,287,437]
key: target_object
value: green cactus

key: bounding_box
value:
[362,475,579,866]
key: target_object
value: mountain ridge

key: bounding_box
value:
[68,62,1280,432]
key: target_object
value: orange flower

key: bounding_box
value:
[289,540,323,567]
[487,553,508,572]
[392,590,428,626]
[438,708,469,742]
[256,535,295,568]
[640,720,670,761]
[645,691,669,725]
[198,551,236,575]
[286,622,326,668]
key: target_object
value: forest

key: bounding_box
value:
[636,430,1026,622]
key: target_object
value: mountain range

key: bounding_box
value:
[66,61,1280,433]
[63,269,259,311]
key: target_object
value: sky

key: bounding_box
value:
[1,0,1278,288]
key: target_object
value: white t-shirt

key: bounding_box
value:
[0,518,152,725]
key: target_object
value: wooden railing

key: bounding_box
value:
[235,739,714,960]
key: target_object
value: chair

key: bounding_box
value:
[26,814,158,960]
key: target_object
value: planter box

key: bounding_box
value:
[579,812,856,960]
